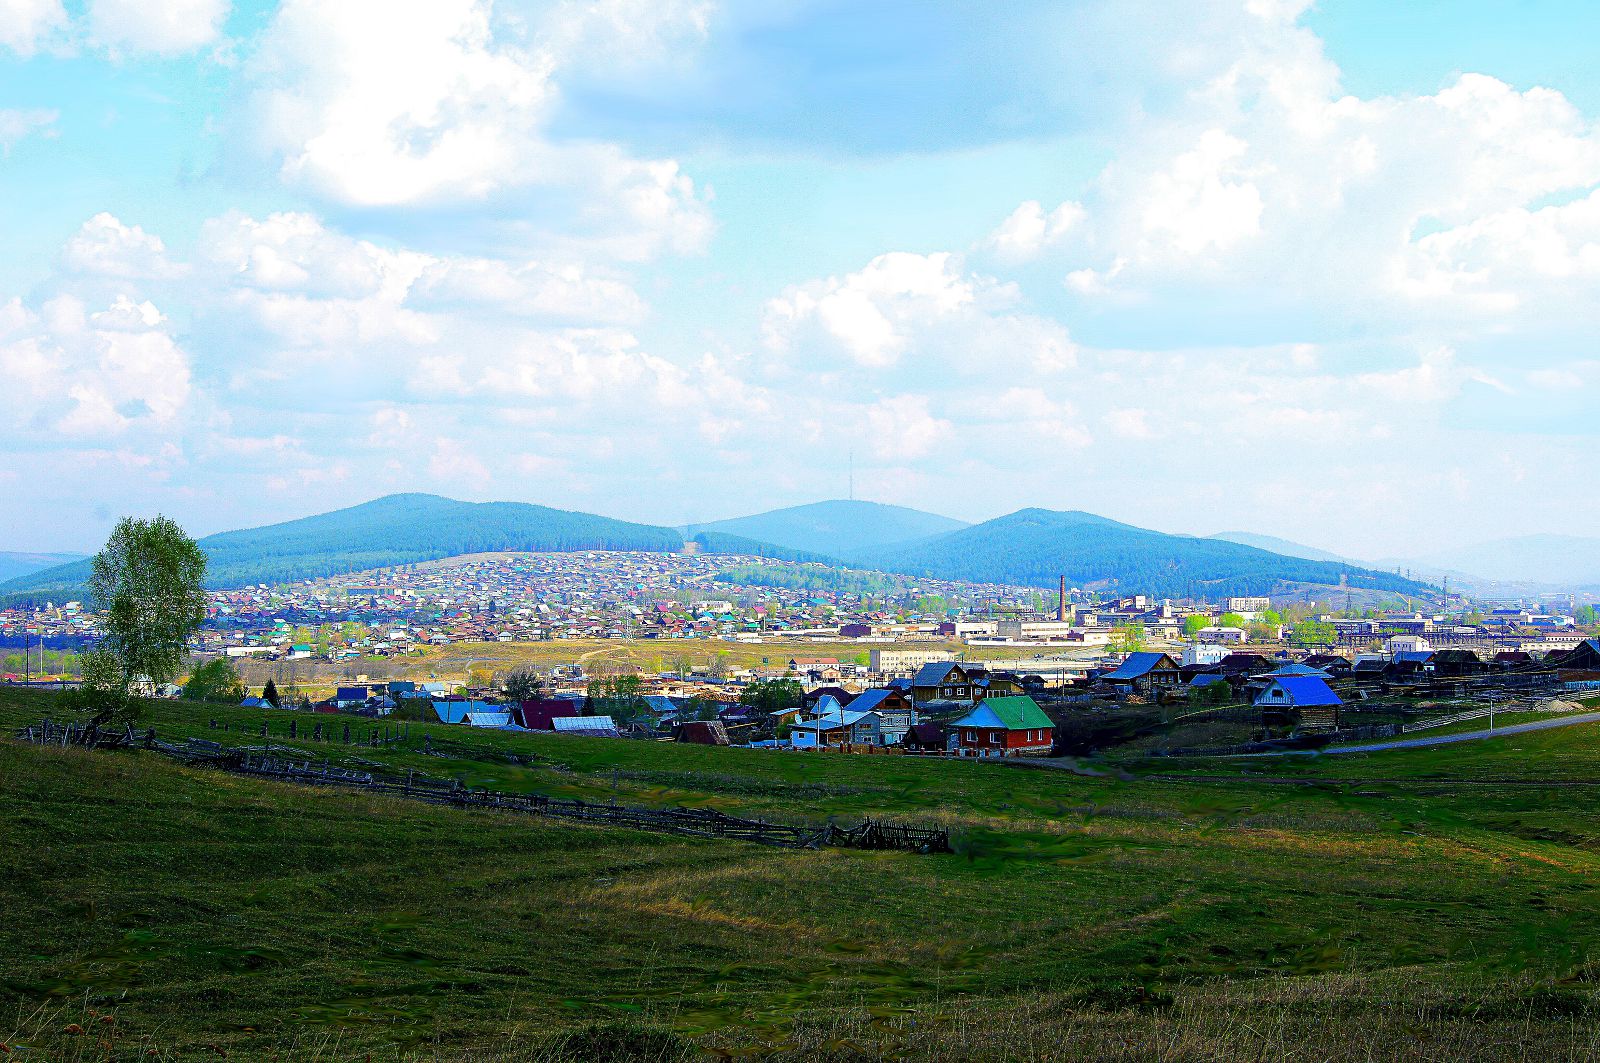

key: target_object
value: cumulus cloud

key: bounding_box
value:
[0,0,67,56]
[987,10,1600,333]
[87,0,229,56]
[0,293,192,439]
[62,213,184,279]
[763,251,1075,373]
[251,0,711,257]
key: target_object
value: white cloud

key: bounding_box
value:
[411,256,646,324]
[0,0,66,56]
[198,210,408,297]
[0,108,57,151]
[251,0,711,257]
[62,213,183,279]
[863,395,951,461]
[87,0,229,56]
[764,251,1075,373]
[983,200,1086,261]
[0,293,192,439]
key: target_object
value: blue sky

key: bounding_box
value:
[2,0,1598,556]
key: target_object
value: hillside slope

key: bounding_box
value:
[860,508,1431,599]
[690,499,967,557]
[0,494,699,599]
[0,551,86,584]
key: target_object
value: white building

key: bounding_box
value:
[1196,626,1248,644]
[870,648,954,674]
[1182,642,1230,666]
[1384,635,1432,658]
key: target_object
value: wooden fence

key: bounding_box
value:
[14,719,952,855]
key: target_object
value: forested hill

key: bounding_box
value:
[0,551,86,584]
[690,500,968,557]
[857,508,1432,599]
[0,495,711,601]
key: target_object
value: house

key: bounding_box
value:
[911,661,978,706]
[1098,652,1181,695]
[463,711,513,728]
[790,708,881,749]
[1556,639,1600,684]
[334,685,369,708]
[552,715,621,738]
[1386,651,1436,680]
[1216,653,1274,677]
[1431,649,1484,677]
[1302,653,1353,677]
[512,697,583,730]
[672,720,730,745]
[431,699,498,725]
[804,686,855,710]
[841,687,917,744]
[949,695,1054,757]
[1254,675,1343,708]
[901,721,949,753]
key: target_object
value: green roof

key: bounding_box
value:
[974,695,1053,731]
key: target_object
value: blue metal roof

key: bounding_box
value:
[1101,652,1172,681]
[1262,676,1342,707]
[913,661,963,685]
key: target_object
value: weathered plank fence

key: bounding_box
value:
[14,719,952,855]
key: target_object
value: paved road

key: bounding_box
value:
[1296,712,1600,756]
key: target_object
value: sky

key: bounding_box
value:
[2,0,1598,556]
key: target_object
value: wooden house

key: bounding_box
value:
[912,661,978,706]
[1098,652,1181,695]
[950,695,1054,757]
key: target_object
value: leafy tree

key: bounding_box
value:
[739,678,803,715]
[1218,612,1247,629]
[89,516,208,695]
[60,647,139,723]
[588,674,647,723]
[1261,609,1283,627]
[182,658,246,703]
[262,678,281,708]
[1110,622,1146,654]
[1290,619,1337,647]
[1577,605,1598,629]
[685,696,720,721]
[1190,678,1234,706]
[1182,615,1210,637]
[498,663,545,702]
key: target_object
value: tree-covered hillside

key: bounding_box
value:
[859,508,1431,599]
[0,495,693,601]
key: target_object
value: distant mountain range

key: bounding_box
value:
[0,494,1433,604]
[1212,530,1600,598]
[689,499,968,557]
[1207,531,1354,565]
[1421,535,1600,588]
[0,494,822,603]
[0,551,87,585]
[856,509,1428,599]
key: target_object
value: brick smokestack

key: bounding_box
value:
[1057,575,1067,622]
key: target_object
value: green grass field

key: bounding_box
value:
[8,687,1600,1060]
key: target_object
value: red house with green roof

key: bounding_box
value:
[950,695,1054,756]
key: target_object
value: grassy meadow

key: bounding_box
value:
[7,686,1600,1060]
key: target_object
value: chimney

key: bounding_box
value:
[1057,576,1067,623]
